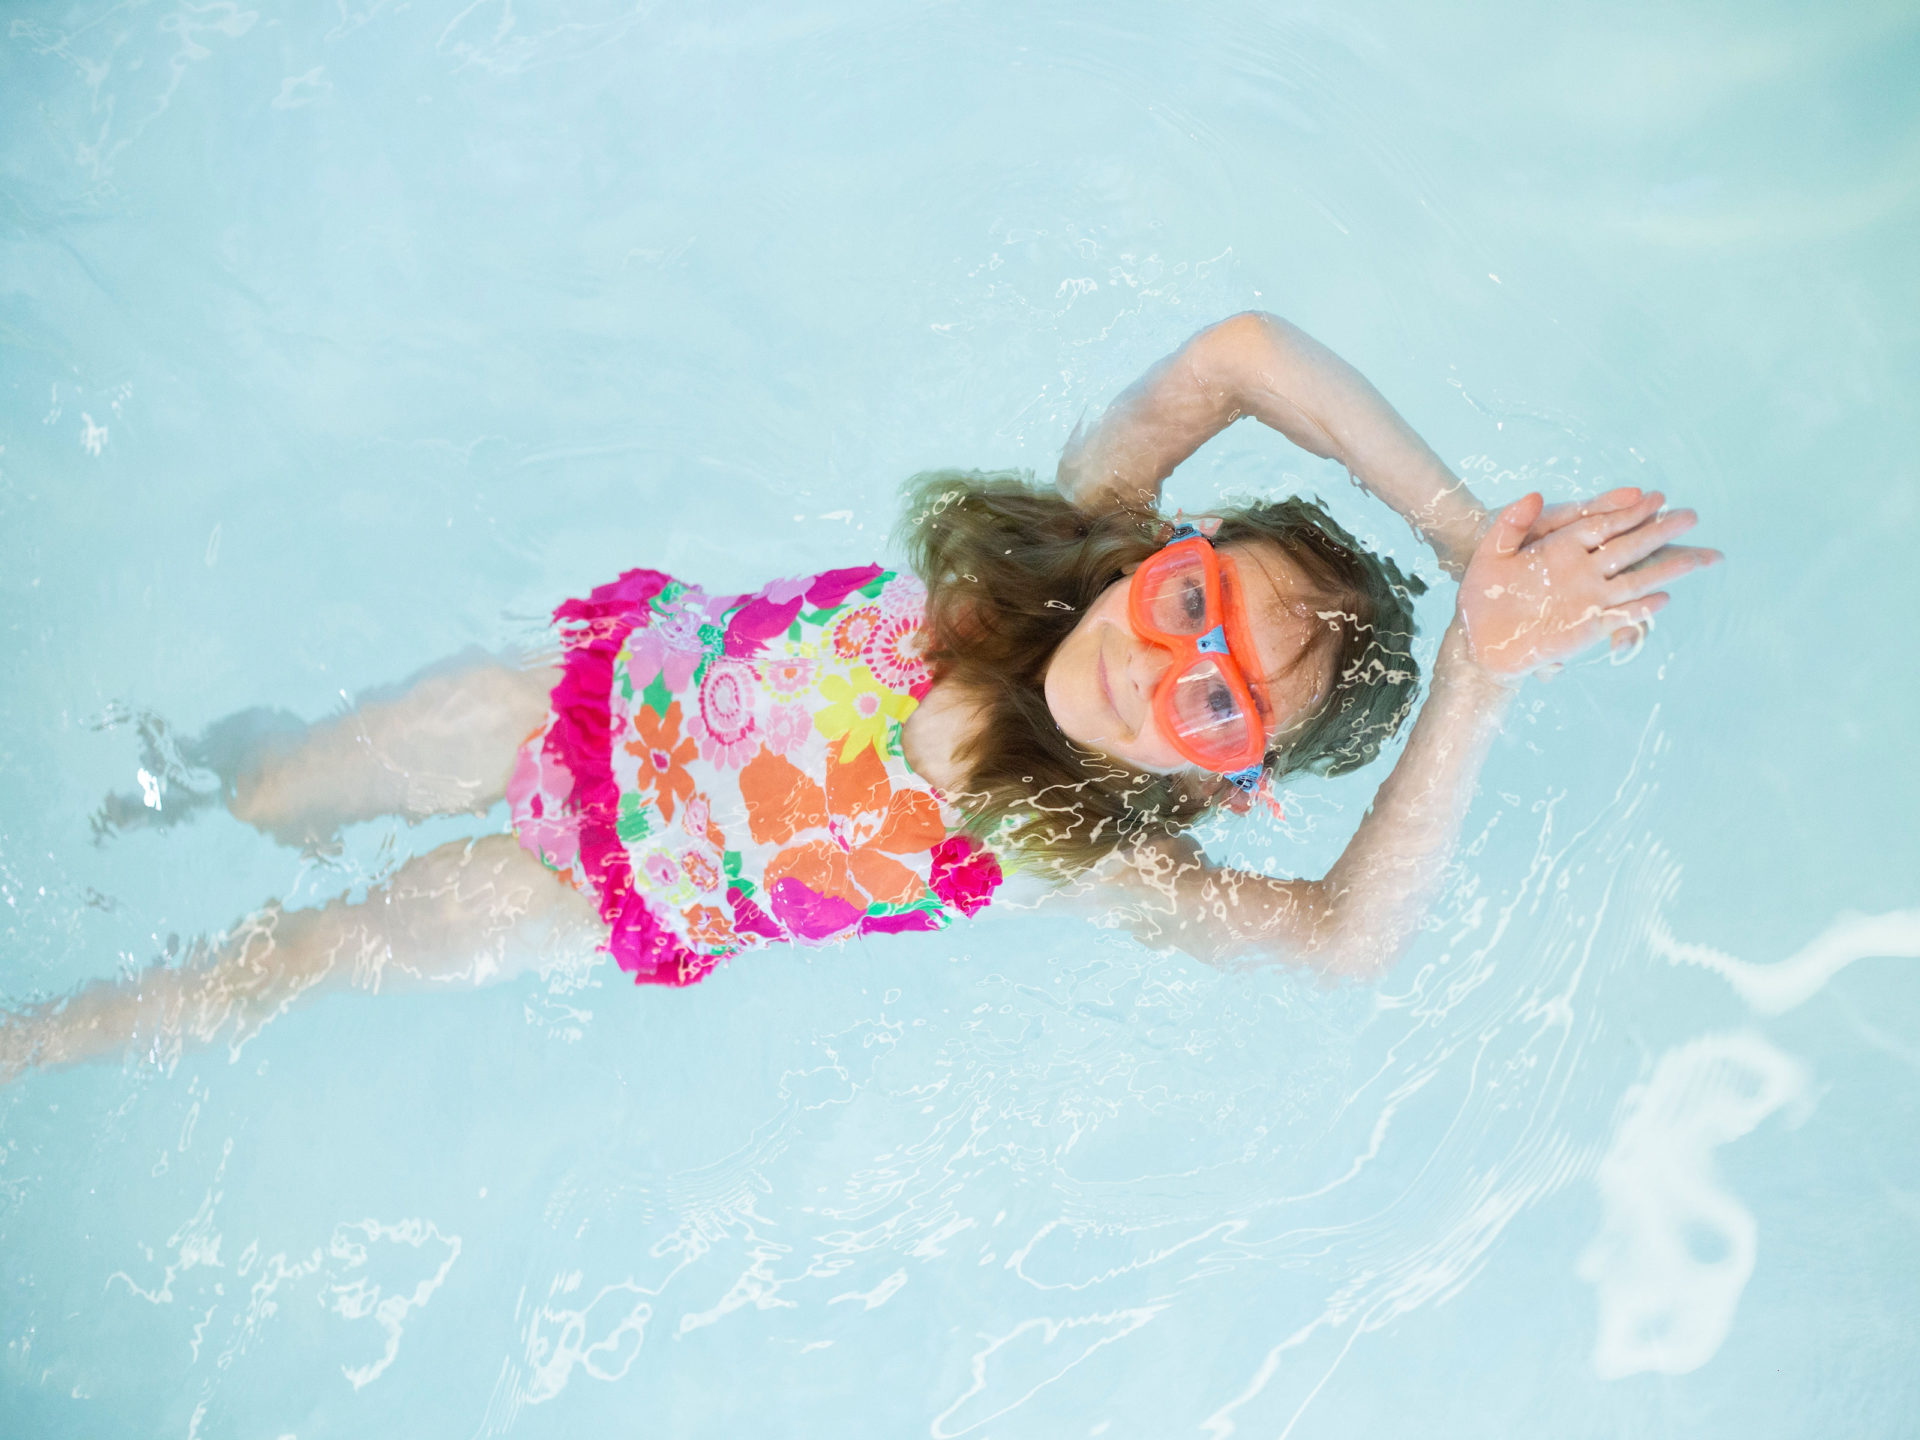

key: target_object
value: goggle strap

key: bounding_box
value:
[1223,763,1264,793]
[1166,522,1205,543]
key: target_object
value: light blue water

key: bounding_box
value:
[3,1,1917,1435]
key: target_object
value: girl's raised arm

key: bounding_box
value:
[1057,312,1489,576]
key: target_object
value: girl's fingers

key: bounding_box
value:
[1606,592,1670,651]
[1563,490,1665,548]
[1606,547,1719,603]
[1487,492,1544,556]
[1528,487,1646,540]
[1608,590,1670,625]
[1594,508,1698,576]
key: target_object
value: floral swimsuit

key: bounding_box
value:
[508,564,1003,986]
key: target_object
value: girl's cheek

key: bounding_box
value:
[1122,718,1187,774]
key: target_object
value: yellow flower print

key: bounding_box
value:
[815,664,916,763]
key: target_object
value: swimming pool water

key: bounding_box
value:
[3,1,1917,1436]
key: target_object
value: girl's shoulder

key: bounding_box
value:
[899,677,989,796]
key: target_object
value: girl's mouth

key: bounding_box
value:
[1097,633,1125,736]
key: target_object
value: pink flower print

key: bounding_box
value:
[628,600,709,693]
[682,793,712,840]
[643,851,682,889]
[763,655,815,697]
[505,735,580,877]
[829,605,882,660]
[763,701,812,755]
[768,877,866,943]
[878,572,927,621]
[688,656,760,769]
[723,589,804,660]
[862,609,931,694]
[929,834,1003,917]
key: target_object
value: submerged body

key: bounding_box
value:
[0,312,1718,1081]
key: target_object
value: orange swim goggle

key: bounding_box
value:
[1127,523,1276,791]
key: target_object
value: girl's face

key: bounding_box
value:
[1042,539,1337,775]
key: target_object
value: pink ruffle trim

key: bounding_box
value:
[545,568,709,987]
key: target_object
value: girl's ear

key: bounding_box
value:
[941,591,988,643]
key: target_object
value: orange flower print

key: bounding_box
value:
[684,903,735,948]
[739,744,946,917]
[829,604,882,660]
[682,848,723,894]
[623,701,697,824]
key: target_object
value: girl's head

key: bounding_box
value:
[900,470,1424,876]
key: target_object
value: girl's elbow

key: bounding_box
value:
[1305,895,1409,982]
[1209,310,1289,357]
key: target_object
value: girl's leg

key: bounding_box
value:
[1,834,600,1084]
[98,652,561,849]
[229,652,561,846]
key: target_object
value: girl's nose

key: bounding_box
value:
[1123,633,1176,704]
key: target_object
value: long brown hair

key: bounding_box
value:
[898,469,1425,878]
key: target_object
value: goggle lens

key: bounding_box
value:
[1166,657,1260,764]
[1134,548,1214,637]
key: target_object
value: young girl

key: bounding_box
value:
[1,313,1718,1081]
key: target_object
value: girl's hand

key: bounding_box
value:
[1457,490,1721,678]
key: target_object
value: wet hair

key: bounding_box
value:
[897,468,1426,878]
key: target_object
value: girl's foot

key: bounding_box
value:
[90,706,307,844]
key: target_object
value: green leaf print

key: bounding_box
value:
[858,574,890,599]
[616,792,654,843]
[690,622,728,688]
[865,894,945,919]
[722,850,755,900]
[642,671,673,719]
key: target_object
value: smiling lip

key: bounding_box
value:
[1097,634,1119,728]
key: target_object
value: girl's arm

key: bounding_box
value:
[1096,490,1719,979]
[1058,312,1488,576]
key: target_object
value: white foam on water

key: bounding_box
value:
[324,1218,463,1390]
[1650,909,1920,1015]
[1577,1032,1808,1379]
